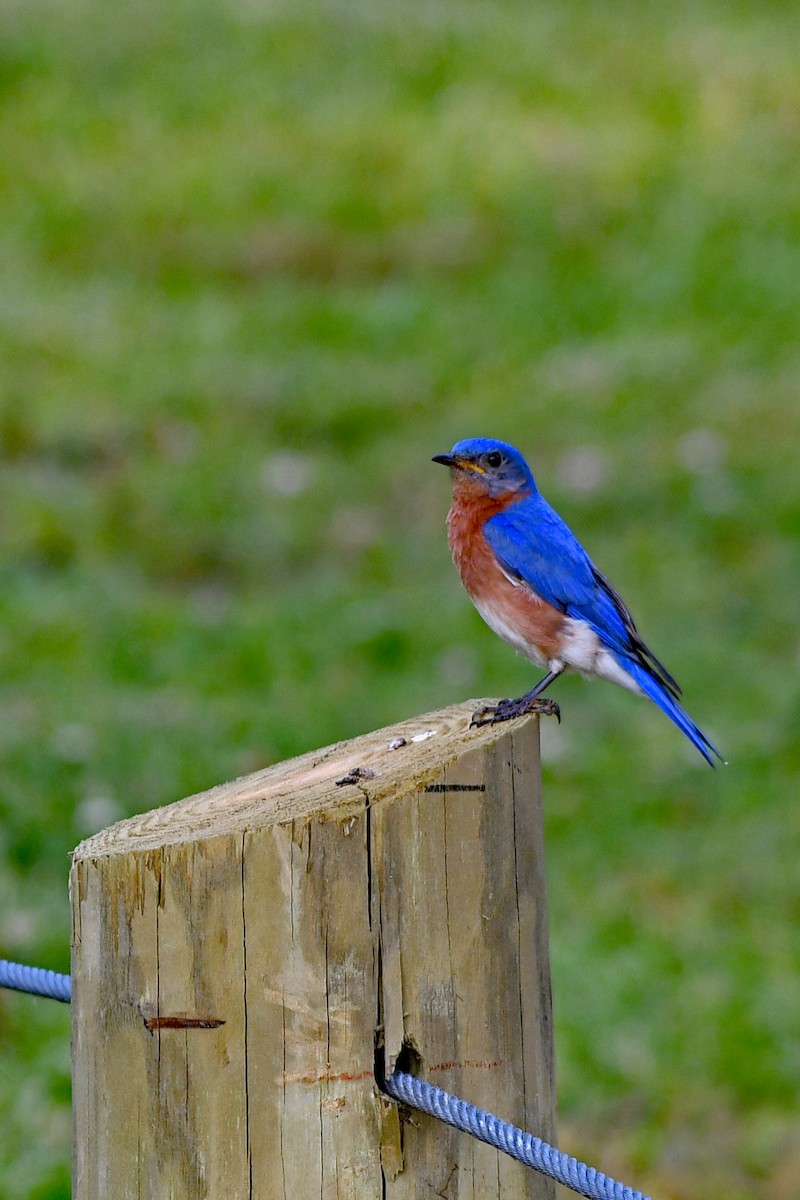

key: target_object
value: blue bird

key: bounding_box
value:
[433,437,722,766]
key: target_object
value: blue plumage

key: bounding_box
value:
[484,498,663,673]
[434,437,722,765]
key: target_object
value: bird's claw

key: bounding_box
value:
[470,697,561,728]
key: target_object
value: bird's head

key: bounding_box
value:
[432,438,535,499]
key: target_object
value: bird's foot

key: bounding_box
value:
[470,696,561,728]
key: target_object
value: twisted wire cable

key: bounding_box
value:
[382,1070,650,1200]
[0,960,652,1199]
[0,958,71,1003]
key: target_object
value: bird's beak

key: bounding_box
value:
[432,453,485,474]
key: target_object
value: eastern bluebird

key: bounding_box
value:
[433,437,721,766]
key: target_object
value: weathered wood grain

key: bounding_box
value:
[71,701,555,1199]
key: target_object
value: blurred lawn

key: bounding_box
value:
[1,0,799,1196]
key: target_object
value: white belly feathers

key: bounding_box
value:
[472,596,643,697]
[560,618,642,694]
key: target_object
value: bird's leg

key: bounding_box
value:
[470,668,565,728]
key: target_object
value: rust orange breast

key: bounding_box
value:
[446,488,566,663]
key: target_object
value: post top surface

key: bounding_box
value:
[72,701,539,860]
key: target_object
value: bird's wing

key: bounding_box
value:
[484,498,596,609]
[484,498,682,697]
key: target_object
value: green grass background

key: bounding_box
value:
[1,0,799,1196]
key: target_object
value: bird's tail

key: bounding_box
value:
[621,657,724,767]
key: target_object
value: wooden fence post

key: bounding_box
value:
[71,701,555,1199]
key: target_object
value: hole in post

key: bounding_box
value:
[395,1038,423,1078]
[375,1035,423,1090]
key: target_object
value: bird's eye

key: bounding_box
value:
[485,451,502,469]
